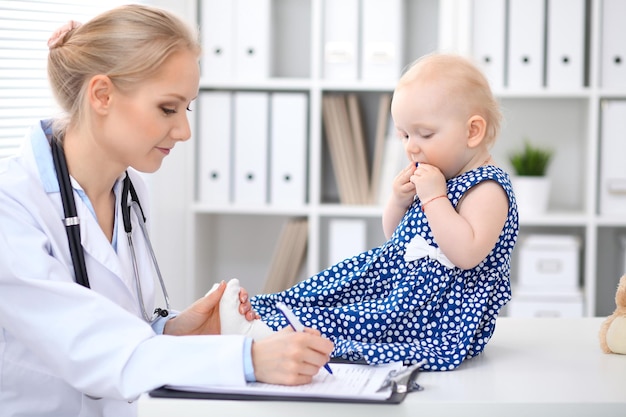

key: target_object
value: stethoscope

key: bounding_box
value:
[50,137,170,323]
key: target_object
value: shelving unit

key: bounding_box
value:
[149,0,626,317]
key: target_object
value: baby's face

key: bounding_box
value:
[391,80,472,179]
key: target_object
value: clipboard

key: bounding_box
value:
[149,361,424,404]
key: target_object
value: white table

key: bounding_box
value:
[139,318,626,417]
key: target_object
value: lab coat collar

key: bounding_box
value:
[31,119,60,193]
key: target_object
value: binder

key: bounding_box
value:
[199,0,235,80]
[233,92,269,205]
[328,218,367,265]
[322,0,359,80]
[269,93,308,206]
[346,93,370,199]
[600,0,626,89]
[599,100,626,215]
[149,361,424,404]
[263,218,308,293]
[470,0,506,91]
[321,94,361,204]
[197,91,232,204]
[507,0,545,89]
[375,133,407,206]
[546,0,586,90]
[234,0,272,79]
[369,93,393,204]
[360,0,404,81]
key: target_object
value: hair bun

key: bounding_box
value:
[47,20,82,49]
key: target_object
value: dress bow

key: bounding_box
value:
[404,234,455,269]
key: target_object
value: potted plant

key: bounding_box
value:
[509,140,553,177]
[509,140,554,218]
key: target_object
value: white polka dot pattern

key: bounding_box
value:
[252,165,519,371]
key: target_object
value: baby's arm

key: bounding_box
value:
[382,162,418,239]
[423,180,508,269]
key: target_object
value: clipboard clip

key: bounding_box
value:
[377,360,426,394]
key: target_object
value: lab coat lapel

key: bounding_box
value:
[76,197,128,281]
[70,174,133,290]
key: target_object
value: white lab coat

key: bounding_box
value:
[0,122,247,417]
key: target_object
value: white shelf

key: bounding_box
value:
[199,78,313,91]
[191,203,310,216]
[518,212,589,227]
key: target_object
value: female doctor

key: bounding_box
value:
[0,5,333,417]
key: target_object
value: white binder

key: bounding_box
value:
[200,0,235,80]
[197,92,233,204]
[233,92,269,205]
[322,0,359,80]
[546,0,585,90]
[600,0,626,89]
[507,0,545,89]
[234,0,272,79]
[328,218,367,266]
[360,0,404,81]
[599,100,626,215]
[269,93,308,206]
[470,0,506,91]
[376,133,406,206]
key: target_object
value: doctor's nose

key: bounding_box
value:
[172,115,192,142]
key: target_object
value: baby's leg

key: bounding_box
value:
[206,278,274,340]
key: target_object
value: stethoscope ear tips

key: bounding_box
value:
[154,308,169,318]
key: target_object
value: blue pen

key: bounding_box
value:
[276,302,334,375]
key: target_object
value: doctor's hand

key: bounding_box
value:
[251,327,334,385]
[163,281,226,336]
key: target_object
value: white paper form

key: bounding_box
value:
[168,362,404,401]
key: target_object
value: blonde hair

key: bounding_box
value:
[398,53,502,147]
[47,4,201,137]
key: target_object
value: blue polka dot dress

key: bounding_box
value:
[251,165,519,371]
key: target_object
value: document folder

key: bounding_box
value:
[149,361,423,404]
[507,0,545,89]
[470,0,506,91]
[322,0,359,80]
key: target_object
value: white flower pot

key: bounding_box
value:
[511,176,550,220]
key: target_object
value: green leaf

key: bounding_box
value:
[509,140,553,176]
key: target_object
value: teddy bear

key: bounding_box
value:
[599,274,626,354]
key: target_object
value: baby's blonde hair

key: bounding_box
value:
[398,53,502,147]
[47,4,201,137]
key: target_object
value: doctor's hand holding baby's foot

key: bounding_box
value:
[206,278,275,340]
[163,280,227,336]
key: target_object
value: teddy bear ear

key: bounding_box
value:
[616,275,626,306]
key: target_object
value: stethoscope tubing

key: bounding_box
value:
[51,138,90,288]
[50,135,170,323]
[133,202,171,314]
[128,201,171,322]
